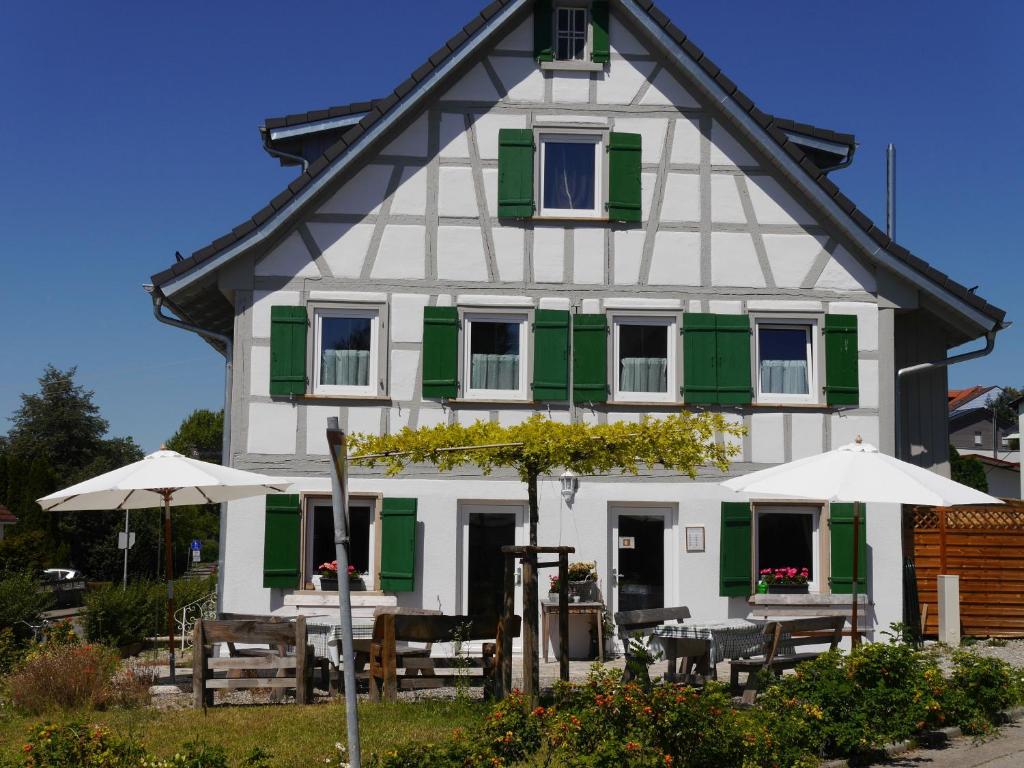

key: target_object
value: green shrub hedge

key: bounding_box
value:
[82,576,214,648]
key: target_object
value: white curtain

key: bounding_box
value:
[321,349,370,386]
[471,354,519,390]
[760,359,808,394]
[621,357,667,393]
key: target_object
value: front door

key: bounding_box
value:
[611,508,670,614]
[460,502,526,623]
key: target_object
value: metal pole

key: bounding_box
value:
[123,509,130,590]
[886,144,895,240]
[326,418,361,768]
[163,492,176,681]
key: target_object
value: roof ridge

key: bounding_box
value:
[152,0,1004,326]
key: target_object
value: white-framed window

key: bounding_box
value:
[464,312,529,400]
[755,505,821,593]
[974,431,983,447]
[306,497,376,590]
[612,315,677,403]
[313,307,379,396]
[538,133,603,219]
[554,5,588,61]
[754,318,818,405]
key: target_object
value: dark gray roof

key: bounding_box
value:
[152,0,1005,326]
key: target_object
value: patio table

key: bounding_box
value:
[649,618,784,681]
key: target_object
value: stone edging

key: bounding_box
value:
[819,706,1024,768]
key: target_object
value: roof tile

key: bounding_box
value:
[850,208,873,231]
[232,220,258,239]
[480,1,504,20]
[463,14,486,36]
[307,156,330,177]
[269,189,293,211]
[446,29,470,51]
[429,45,451,67]
[731,88,754,113]
[251,206,275,226]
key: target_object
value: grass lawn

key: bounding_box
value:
[0,698,488,765]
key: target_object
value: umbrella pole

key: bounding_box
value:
[163,492,176,682]
[851,501,861,648]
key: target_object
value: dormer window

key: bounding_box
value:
[555,6,588,61]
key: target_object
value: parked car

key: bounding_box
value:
[41,568,83,582]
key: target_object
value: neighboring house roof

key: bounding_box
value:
[949,386,996,413]
[150,0,1006,333]
[0,504,17,524]
[973,455,1020,471]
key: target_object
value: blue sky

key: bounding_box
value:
[1,1,1020,452]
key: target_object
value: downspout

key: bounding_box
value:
[894,325,1008,461]
[260,128,309,172]
[146,286,233,617]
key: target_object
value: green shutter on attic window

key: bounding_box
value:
[720,501,752,596]
[829,503,868,594]
[269,306,307,396]
[380,497,417,592]
[682,313,719,404]
[715,314,753,406]
[824,314,859,406]
[590,0,610,64]
[498,129,535,219]
[534,0,553,62]
[607,132,642,222]
[532,309,570,401]
[263,494,300,589]
[572,314,607,403]
[421,306,459,399]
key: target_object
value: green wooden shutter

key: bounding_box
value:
[269,306,307,396]
[498,129,535,218]
[720,502,752,596]
[534,0,553,62]
[380,497,417,592]
[829,503,868,594]
[682,313,718,404]
[590,0,610,64]
[572,314,607,403]
[607,132,642,222]
[532,309,570,401]
[422,306,459,399]
[716,314,753,405]
[824,314,859,406]
[263,494,301,589]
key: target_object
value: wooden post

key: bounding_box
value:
[192,618,206,709]
[522,550,538,703]
[851,503,860,647]
[295,615,309,704]
[498,553,515,699]
[558,551,569,682]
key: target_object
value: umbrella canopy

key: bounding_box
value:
[38,449,291,511]
[722,439,1003,506]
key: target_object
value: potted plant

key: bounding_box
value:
[759,566,810,594]
[318,560,339,591]
[348,565,366,591]
[567,561,598,602]
[548,574,561,602]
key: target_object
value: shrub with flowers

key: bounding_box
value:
[758,566,810,585]
[567,562,598,583]
[16,722,145,768]
[317,561,362,583]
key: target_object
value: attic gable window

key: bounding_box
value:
[539,133,602,219]
[555,7,588,61]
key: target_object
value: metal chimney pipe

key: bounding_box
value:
[886,144,896,239]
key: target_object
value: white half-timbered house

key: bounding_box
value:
[149,0,1007,650]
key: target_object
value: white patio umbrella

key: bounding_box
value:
[38,448,291,680]
[722,437,1003,643]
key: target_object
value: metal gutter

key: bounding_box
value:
[620,0,998,333]
[157,0,528,298]
[781,130,852,166]
[146,285,234,617]
[261,129,309,171]
[268,113,369,141]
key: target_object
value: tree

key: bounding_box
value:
[985,387,1023,432]
[950,445,988,493]
[349,413,743,545]
[165,409,224,463]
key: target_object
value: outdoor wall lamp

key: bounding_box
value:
[560,470,579,505]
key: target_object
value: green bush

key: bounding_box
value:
[16,721,145,767]
[0,573,53,643]
[83,575,215,648]
[941,650,1024,734]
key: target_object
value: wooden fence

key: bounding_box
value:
[909,502,1024,637]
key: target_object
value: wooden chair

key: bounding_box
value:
[192,616,314,708]
[730,615,845,704]
[613,606,694,683]
[368,613,521,701]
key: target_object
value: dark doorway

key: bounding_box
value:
[617,515,665,612]
[468,512,517,619]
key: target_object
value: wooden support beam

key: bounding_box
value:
[558,550,569,682]
[522,550,538,703]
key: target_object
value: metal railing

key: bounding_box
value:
[175,591,217,651]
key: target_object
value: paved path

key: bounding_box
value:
[890,721,1024,768]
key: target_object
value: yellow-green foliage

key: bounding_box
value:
[350,413,743,482]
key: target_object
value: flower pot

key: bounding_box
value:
[569,580,595,602]
[349,578,365,592]
[767,583,808,594]
[548,591,560,602]
[319,577,339,591]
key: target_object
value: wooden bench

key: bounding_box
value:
[368,613,521,701]
[614,606,694,683]
[192,616,314,708]
[730,615,845,704]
